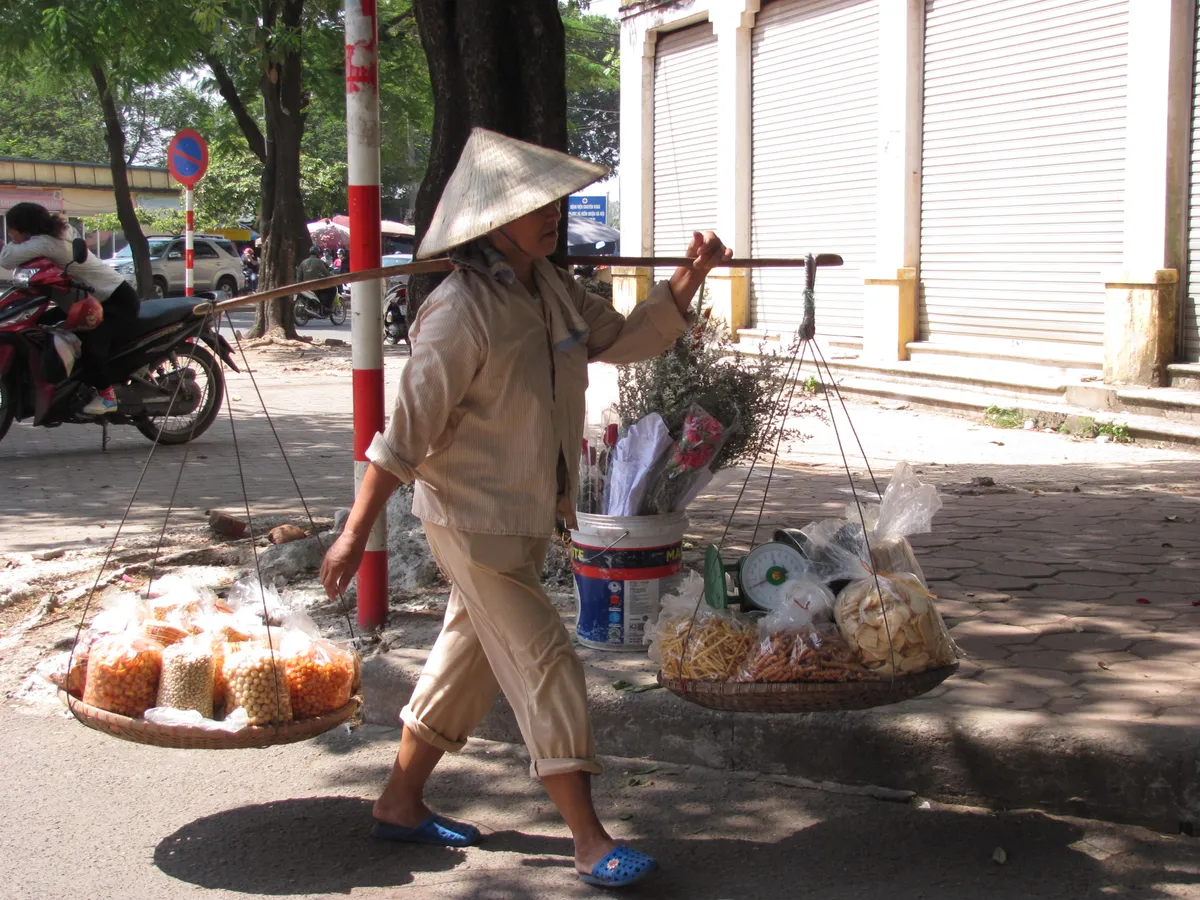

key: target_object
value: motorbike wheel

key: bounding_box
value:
[330,297,347,326]
[0,375,14,444]
[134,343,225,446]
[293,296,312,326]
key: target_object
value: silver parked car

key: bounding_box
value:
[381,251,413,289]
[106,234,246,298]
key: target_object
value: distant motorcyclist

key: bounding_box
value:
[296,245,334,316]
[241,246,259,293]
[0,202,139,415]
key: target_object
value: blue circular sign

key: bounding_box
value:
[167,130,208,188]
[172,138,203,176]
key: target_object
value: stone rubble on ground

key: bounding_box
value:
[384,488,442,594]
[258,536,329,582]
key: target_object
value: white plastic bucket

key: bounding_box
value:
[570,512,687,651]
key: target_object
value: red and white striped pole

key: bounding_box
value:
[184,188,194,296]
[345,0,387,628]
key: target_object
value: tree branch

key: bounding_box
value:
[205,53,267,163]
[382,7,415,36]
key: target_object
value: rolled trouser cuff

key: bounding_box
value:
[401,705,467,754]
[531,756,604,778]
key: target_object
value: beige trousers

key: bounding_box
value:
[401,522,602,778]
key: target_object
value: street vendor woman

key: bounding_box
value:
[320,127,731,889]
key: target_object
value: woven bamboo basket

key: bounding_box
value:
[59,691,360,749]
[658,663,957,713]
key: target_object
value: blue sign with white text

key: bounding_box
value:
[569,195,607,224]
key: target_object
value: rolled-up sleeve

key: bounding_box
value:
[366,291,484,482]
[578,279,692,365]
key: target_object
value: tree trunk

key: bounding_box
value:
[406,0,567,317]
[90,63,152,298]
[247,0,308,340]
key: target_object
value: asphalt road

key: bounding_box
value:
[3,695,1199,900]
[217,307,356,345]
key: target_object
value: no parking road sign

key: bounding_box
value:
[168,129,208,188]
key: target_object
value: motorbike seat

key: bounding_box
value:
[128,296,198,337]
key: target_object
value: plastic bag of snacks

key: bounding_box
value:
[156,635,217,718]
[222,643,293,725]
[147,576,218,630]
[834,572,956,676]
[739,623,870,683]
[83,631,165,717]
[58,594,146,698]
[283,635,356,719]
[651,575,755,681]
[801,462,941,588]
[737,578,871,683]
[193,609,257,645]
[90,592,147,635]
[865,462,941,584]
[227,578,288,627]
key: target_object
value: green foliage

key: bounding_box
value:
[192,147,263,225]
[0,69,108,162]
[616,298,820,472]
[0,0,193,82]
[803,375,820,394]
[561,1,620,169]
[1060,417,1132,443]
[1097,421,1132,443]
[983,405,1023,429]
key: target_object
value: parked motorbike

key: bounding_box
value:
[0,239,238,446]
[384,283,409,347]
[293,288,346,326]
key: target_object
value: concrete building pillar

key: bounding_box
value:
[862,0,924,362]
[707,1,758,336]
[1103,0,1191,385]
[614,21,656,314]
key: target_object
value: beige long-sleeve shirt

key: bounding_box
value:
[367,258,690,537]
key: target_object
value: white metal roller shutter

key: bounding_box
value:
[920,0,1129,358]
[750,0,878,341]
[1186,0,1200,361]
[653,23,719,283]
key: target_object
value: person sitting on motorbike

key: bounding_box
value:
[296,245,335,315]
[333,248,347,275]
[0,202,140,415]
[241,246,259,293]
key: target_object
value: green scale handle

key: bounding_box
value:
[703,544,739,610]
[702,529,811,612]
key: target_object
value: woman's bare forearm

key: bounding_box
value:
[343,462,403,544]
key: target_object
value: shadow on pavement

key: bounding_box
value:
[153,796,464,895]
[481,808,1200,900]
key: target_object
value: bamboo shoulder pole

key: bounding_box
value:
[192,253,843,317]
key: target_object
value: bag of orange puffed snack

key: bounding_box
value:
[83,631,165,717]
[283,634,357,719]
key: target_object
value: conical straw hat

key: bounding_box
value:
[417,128,609,259]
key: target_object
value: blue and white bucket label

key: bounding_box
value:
[572,542,681,649]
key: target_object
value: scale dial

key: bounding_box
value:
[739,541,813,611]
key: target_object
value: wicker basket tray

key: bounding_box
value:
[59,691,360,749]
[658,663,957,713]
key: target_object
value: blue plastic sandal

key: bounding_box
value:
[579,846,658,888]
[370,814,482,847]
